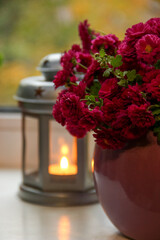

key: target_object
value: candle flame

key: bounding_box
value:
[60,156,69,169]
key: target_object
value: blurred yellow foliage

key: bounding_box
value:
[0,63,35,86]
[70,1,90,17]
[0,62,38,105]
[70,0,155,39]
[0,0,159,106]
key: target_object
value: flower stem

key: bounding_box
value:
[70,82,78,86]
[76,61,88,70]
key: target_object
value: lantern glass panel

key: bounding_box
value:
[48,120,77,175]
[87,132,95,173]
[24,116,39,176]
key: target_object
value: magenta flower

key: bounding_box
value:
[125,22,150,43]
[102,98,120,123]
[69,81,87,98]
[75,52,93,73]
[136,34,160,65]
[79,107,103,131]
[91,34,120,55]
[66,122,87,138]
[83,60,100,86]
[143,69,160,83]
[146,18,160,35]
[60,92,84,121]
[121,126,148,140]
[146,74,160,101]
[128,104,155,128]
[93,128,125,149]
[52,18,160,150]
[118,40,137,69]
[99,78,119,100]
[121,85,146,107]
[54,69,70,88]
[52,100,66,126]
[78,20,99,53]
[111,110,131,129]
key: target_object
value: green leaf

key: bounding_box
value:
[127,69,137,82]
[115,69,121,75]
[155,116,160,121]
[149,104,160,110]
[89,95,95,101]
[140,92,147,99]
[153,126,160,134]
[110,55,123,68]
[99,98,103,107]
[100,61,107,68]
[90,80,101,96]
[71,57,76,66]
[155,59,160,69]
[117,79,128,87]
[95,56,102,62]
[149,105,160,117]
[85,95,89,100]
[123,71,128,77]
[115,69,124,79]
[103,68,112,77]
[135,74,143,85]
[99,48,106,58]
[95,98,103,107]
[151,109,160,116]
[85,95,95,102]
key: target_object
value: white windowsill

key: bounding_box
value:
[0,169,123,240]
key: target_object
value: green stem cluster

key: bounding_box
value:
[94,49,142,87]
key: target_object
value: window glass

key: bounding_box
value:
[0,0,159,106]
[87,132,95,173]
[24,116,39,175]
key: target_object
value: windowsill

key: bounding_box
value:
[0,169,124,240]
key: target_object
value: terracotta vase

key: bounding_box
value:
[94,131,160,240]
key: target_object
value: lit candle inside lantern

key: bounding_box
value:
[60,156,69,169]
[49,144,77,175]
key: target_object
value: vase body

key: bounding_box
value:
[94,131,160,240]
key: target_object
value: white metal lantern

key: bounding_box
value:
[15,54,98,206]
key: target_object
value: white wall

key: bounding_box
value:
[0,113,22,168]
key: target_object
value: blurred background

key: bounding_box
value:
[0,0,160,106]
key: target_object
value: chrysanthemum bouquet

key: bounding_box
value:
[53,18,160,150]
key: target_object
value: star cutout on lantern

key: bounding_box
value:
[35,87,45,97]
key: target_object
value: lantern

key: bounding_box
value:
[15,54,98,206]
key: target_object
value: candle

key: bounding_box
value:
[49,143,78,175]
[49,156,77,175]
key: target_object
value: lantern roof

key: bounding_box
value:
[15,76,59,104]
[14,75,63,114]
[14,53,63,114]
[37,53,62,81]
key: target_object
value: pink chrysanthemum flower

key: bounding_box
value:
[136,34,160,65]
[91,34,120,55]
